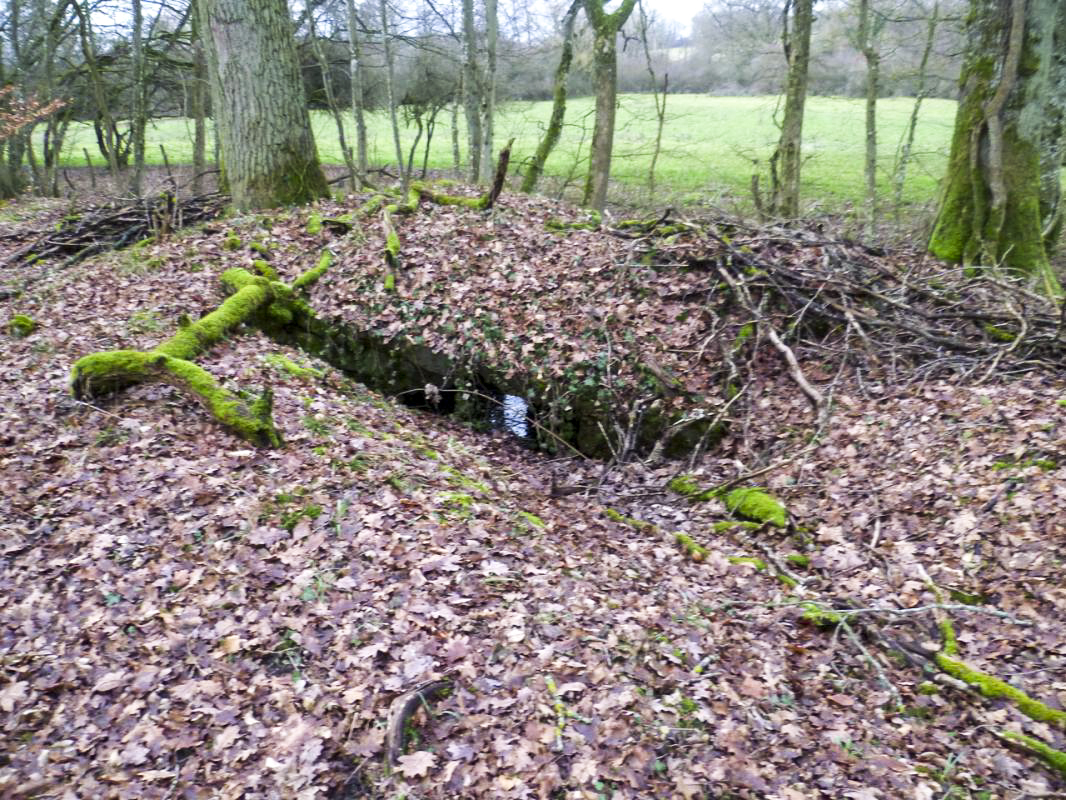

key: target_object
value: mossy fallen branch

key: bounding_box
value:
[382,209,399,292]
[999,731,1066,777]
[668,475,789,527]
[72,350,281,447]
[292,249,333,293]
[70,274,283,447]
[934,653,1066,729]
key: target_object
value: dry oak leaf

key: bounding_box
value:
[396,750,437,778]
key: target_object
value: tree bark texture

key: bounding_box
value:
[477,0,498,183]
[346,0,369,185]
[928,0,1064,296]
[521,0,579,194]
[190,0,208,196]
[379,0,407,189]
[770,0,814,218]
[857,0,881,237]
[197,0,328,209]
[461,0,482,183]
[582,0,638,211]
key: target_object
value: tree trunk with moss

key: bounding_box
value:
[582,0,638,211]
[197,0,328,209]
[928,0,1064,296]
[521,0,579,194]
[769,0,814,218]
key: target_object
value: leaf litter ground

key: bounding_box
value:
[1,191,1064,799]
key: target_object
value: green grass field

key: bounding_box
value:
[48,94,959,210]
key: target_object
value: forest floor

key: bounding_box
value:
[1,186,1065,800]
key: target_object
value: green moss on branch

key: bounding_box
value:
[293,250,333,292]
[71,350,282,447]
[935,654,1066,729]
[1001,731,1066,777]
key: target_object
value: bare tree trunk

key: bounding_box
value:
[309,11,357,190]
[461,0,482,183]
[521,0,579,194]
[477,0,497,183]
[451,91,462,176]
[75,1,121,179]
[190,0,208,196]
[197,0,329,208]
[582,0,639,211]
[130,0,146,196]
[892,0,938,218]
[638,3,667,202]
[769,0,814,218]
[346,0,369,186]
[379,0,408,190]
[856,0,881,237]
[928,0,1064,296]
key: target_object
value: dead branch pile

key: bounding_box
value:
[3,191,226,269]
[654,219,1065,384]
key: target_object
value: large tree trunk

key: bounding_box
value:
[521,0,579,194]
[928,0,1064,296]
[197,0,328,209]
[769,0,814,218]
[582,0,638,211]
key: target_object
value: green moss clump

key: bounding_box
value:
[8,314,37,337]
[264,354,322,380]
[724,488,788,527]
[733,323,755,350]
[223,234,243,251]
[785,553,810,568]
[711,519,760,533]
[798,601,853,628]
[384,273,396,291]
[983,323,1016,342]
[293,250,333,292]
[249,241,272,258]
[935,654,1066,728]
[675,533,708,561]
[604,508,656,532]
[727,555,767,571]
[253,259,279,281]
[385,231,401,259]
[306,212,323,235]
[667,474,716,502]
[916,681,939,696]
[1001,731,1066,777]
[516,511,546,530]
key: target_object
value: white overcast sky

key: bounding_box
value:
[637,0,708,34]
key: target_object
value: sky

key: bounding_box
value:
[639,0,708,34]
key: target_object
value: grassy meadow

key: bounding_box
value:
[47,94,959,211]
